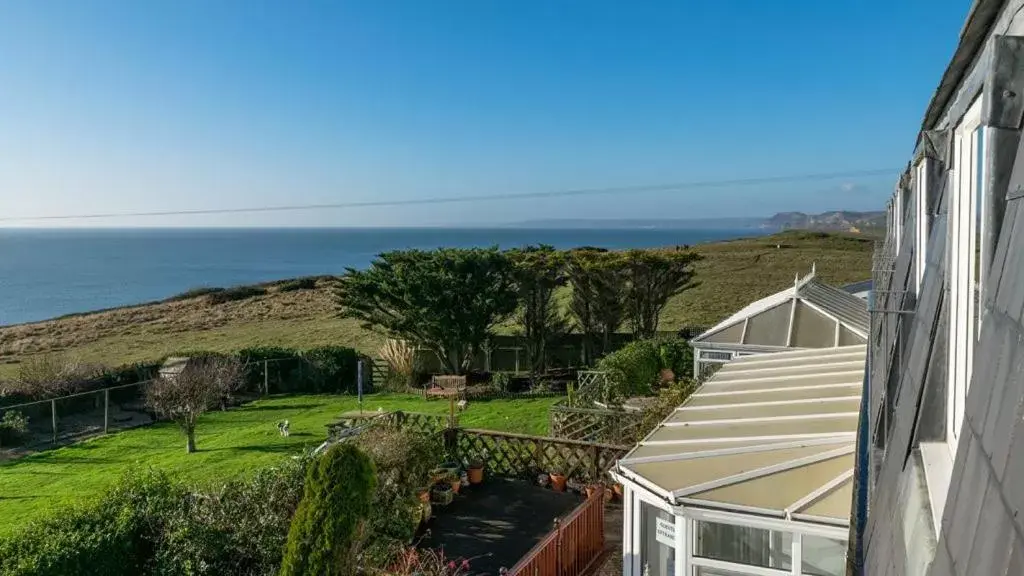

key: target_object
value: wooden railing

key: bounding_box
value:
[507,487,607,576]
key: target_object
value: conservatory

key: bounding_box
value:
[689,271,868,380]
[611,345,865,576]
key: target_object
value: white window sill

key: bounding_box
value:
[919,442,953,536]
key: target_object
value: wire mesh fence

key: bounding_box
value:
[0,357,312,453]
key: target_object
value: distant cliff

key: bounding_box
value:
[763,211,885,233]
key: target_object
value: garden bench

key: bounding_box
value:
[423,375,467,400]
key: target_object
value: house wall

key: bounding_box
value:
[857,1,1024,574]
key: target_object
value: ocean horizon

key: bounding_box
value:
[0,227,767,326]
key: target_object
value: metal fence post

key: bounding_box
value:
[51,399,57,444]
[264,360,269,396]
[104,389,110,434]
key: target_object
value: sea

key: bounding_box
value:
[0,227,764,326]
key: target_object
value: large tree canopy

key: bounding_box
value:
[567,248,627,364]
[622,248,702,339]
[508,245,568,375]
[336,247,517,374]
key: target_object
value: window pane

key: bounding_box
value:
[694,520,792,570]
[640,502,676,576]
[801,535,847,576]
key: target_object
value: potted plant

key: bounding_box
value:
[431,482,454,506]
[610,479,626,498]
[549,452,568,492]
[417,487,431,504]
[466,453,485,484]
[449,472,462,495]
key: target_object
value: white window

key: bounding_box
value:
[894,185,904,252]
[914,159,930,293]
[946,98,985,459]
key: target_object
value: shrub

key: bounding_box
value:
[490,371,512,393]
[280,443,377,576]
[302,346,361,394]
[207,286,267,305]
[0,469,184,576]
[353,428,440,558]
[153,455,309,576]
[14,353,102,399]
[166,287,225,302]
[277,278,317,293]
[596,337,694,401]
[379,339,417,390]
[0,410,29,447]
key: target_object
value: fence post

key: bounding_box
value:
[51,399,57,444]
[104,389,110,434]
[263,360,269,396]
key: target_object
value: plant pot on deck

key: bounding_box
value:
[549,472,567,493]
[431,484,454,506]
[612,482,623,500]
[467,463,484,484]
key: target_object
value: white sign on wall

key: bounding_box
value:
[655,516,676,547]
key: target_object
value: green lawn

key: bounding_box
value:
[0,393,558,535]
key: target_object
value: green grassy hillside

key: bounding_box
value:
[0,230,873,379]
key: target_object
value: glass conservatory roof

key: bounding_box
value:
[692,272,869,350]
[616,345,866,526]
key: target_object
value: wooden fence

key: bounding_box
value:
[549,404,645,446]
[508,487,607,576]
[456,428,628,483]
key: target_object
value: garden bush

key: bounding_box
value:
[0,459,311,576]
[0,469,184,576]
[596,337,694,401]
[280,443,377,576]
[207,286,267,305]
[0,410,29,447]
[353,428,440,561]
[234,346,361,395]
[153,456,309,576]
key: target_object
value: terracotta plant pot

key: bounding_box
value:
[418,489,431,504]
[585,485,600,499]
[467,465,484,484]
[450,478,461,494]
[612,483,623,500]
[550,473,567,492]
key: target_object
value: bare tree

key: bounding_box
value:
[146,356,244,453]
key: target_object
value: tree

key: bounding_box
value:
[336,248,517,374]
[279,443,376,576]
[146,356,244,453]
[508,245,568,375]
[567,248,627,364]
[622,248,702,339]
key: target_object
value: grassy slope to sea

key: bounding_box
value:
[0,231,874,379]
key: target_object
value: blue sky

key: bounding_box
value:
[0,1,969,227]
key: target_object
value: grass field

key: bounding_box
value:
[0,230,874,379]
[0,393,558,534]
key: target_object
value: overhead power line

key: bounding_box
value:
[0,168,899,222]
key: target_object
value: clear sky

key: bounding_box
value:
[0,1,970,227]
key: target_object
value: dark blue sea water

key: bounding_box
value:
[0,227,763,326]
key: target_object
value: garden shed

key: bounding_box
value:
[611,344,864,576]
[690,271,868,379]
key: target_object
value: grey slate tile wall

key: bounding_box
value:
[859,64,1024,576]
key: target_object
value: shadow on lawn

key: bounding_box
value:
[234,403,324,412]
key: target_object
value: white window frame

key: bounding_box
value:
[619,477,849,576]
[946,97,984,461]
[914,159,930,293]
